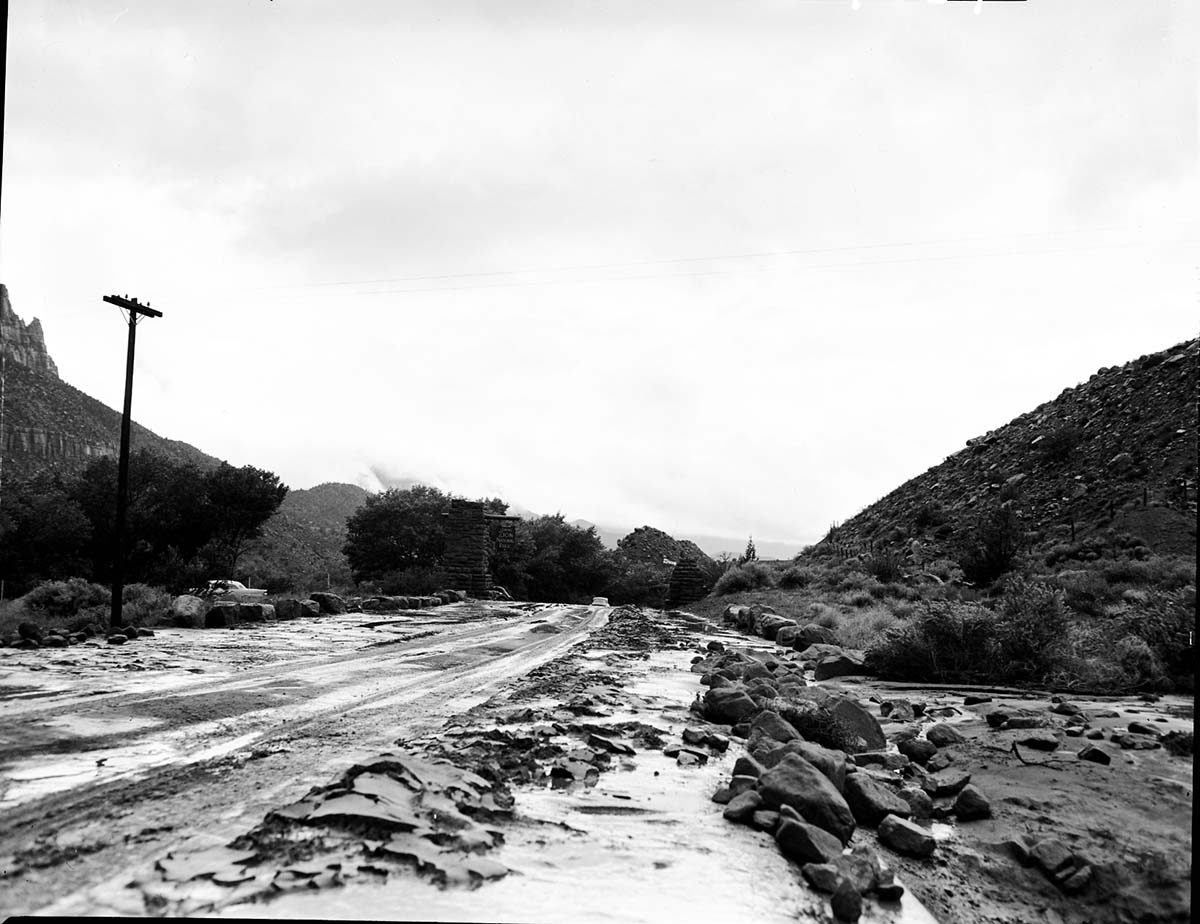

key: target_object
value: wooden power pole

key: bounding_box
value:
[103,294,162,629]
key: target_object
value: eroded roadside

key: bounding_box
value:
[6,603,940,923]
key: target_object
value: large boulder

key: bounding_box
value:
[204,605,238,629]
[171,595,207,628]
[751,710,802,744]
[757,615,798,640]
[757,754,856,845]
[925,723,965,747]
[877,814,936,858]
[796,623,839,648]
[704,688,760,724]
[829,697,887,752]
[796,643,845,661]
[300,599,323,617]
[775,817,843,865]
[310,592,347,615]
[814,651,868,681]
[762,740,849,792]
[275,598,303,620]
[235,603,275,622]
[17,622,44,643]
[843,773,913,826]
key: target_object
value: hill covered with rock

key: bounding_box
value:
[812,337,1198,565]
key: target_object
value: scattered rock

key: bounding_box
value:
[171,594,207,627]
[877,814,936,858]
[106,634,127,645]
[727,775,758,797]
[1002,715,1045,730]
[925,723,965,747]
[1060,864,1093,893]
[1127,721,1162,737]
[706,640,725,653]
[814,651,868,681]
[703,688,759,724]
[953,784,991,820]
[751,710,802,744]
[775,817,844,865]
[722,790,761,823]
[1051,701,1082,716]
[900,787,933,819]
[963,695,992,706]
[801,862,842,893]
[896,737,937,765]
[758,754,856,844]
[879,699,915,722]
[829,697,887,752]
[42,635,68,648]
[751,810,779,832]
[310,592,347,615]
[1030,838,1073,875]
[843,773,912,826]
[830,879,863,921]
[1111,732,1161,750]
[924,768,971,798]
[1016,730,1060,752]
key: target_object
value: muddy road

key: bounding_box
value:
[0,602,609,914]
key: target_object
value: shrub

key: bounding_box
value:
[841,590,876,609]
[866,601,998,682]
[834,606,901,650]
[912,503,947,532]
[120,583,174,626]
[992,578,1069,681]
[864,548,905,583]
[778,565,818,590]
[806,603,840,628]
[20,578,109,620]
[712,562,775,596]
[956,506,1024,587]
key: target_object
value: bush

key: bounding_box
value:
[120,583,174,626]
[912,503,947,532]
[864,548,905,583]
[956,506,1024,587]
[834,606,901,650]
[778,565,818,590]
[992,578,1069,681]
[806,603,840,628]
[712,562,775,596]
[20,578,109,620]
[865,601,998,682]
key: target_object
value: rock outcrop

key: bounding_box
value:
[1,285,58,377]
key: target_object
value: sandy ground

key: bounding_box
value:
[0,602,1191,923]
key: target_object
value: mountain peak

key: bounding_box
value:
[1,285,59,378]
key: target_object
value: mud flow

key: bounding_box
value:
[1,602,1190,923]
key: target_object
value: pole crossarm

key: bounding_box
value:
[103,294,163,318]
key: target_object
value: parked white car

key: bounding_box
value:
[192,579,269,603]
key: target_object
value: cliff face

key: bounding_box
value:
[1,284,221,481]
[1,285,59,378]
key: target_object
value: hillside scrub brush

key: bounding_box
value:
[713,562,775,595]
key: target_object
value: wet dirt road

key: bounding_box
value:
[0,601,607,915]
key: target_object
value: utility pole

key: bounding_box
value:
[103,294,163,629]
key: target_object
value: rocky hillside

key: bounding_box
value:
[813,337,1198,563]
[239,482,370,591]
[1,284,221,480]
[617,525,714,568]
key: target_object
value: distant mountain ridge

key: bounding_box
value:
[808,337,1198,563]
[1,284,222,480]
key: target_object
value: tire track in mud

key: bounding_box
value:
[0,605,608,915]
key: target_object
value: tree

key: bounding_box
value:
[516,515,614,603]
[740,536,757,564]
[203,463,289,574]
[0,472,93,596]
[956,505,1024,587]
[343,485,451,583]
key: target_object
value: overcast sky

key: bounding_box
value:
[2,0,1196,549]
